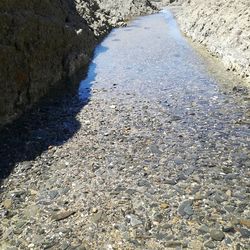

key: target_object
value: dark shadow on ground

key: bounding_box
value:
[0,44,108,184]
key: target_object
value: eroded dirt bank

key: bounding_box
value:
[174,0,250,84]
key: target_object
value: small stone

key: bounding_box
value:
[30,189,38,196]
[137,179,150,187]
[213,193,225,203]
[92,208,98,213]
[160,203,169,209]
[222,224,235,233]
[76,245,87,250]
[204,241,216,249]
[225,190,232,197]
[61,241,70,250]
[165,241,182,247]
[49,190,59,199]
[92,211,103,223]
[3,199,12,209]
[198,225,210,234]
[127,214,142,227]
[240,219,250,229]
[210,230,225,241]
[222,167,233,174]
[15,220,26,228]
[224,237,232,245]
[239,228,250,238]
[126,189,137,195]
[24,205,40,218]
[164,179,177,185]
[194,192,202,200]
[52,210,76,221]
[178,200,194,217]
[192,175,200,183]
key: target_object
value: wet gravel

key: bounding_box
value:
[0,10,250,250]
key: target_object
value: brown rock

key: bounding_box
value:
[2,199,12,209]
[52,210,76,221]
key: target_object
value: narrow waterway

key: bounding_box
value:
[1,10,249,250]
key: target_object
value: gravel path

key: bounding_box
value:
[0,10,249,250]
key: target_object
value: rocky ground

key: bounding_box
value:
[0,11,249,250]
[0,86,249,250]
[174,0,250,84]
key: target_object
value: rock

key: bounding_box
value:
[49,190,59,199]
[24,205,40,218]
[225,190,232,197]
[160,203,169,209]
[165,241,182,247]
[198,225,210,234]
[15,220,27,229]
[240,219,250,229]
[204,240,216,249]
[137,179,151,187]
[178,200,194,217]
[210,230,225,241]
[239,228,250,238]
[164,178,177,185]
[52,210,76,221]
[2,199,12,209]
[127,214,142,227]
[222,224,235,233]
[91,211,103,224]
[92,207,98,213]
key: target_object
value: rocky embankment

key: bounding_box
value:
[0,0,156,127]
[175,0,250,84]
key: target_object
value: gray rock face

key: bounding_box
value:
[175,0,250,84]
[97,0,157,25]
[0,0,98,126]
[0,0,156,127]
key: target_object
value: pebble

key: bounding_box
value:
[52,210,76,221]
[210,230,225,241]
[160,203,169,209]
[239,228,250,238]
[198,225,210,234]
[2,199,12,209]
[178,200,194,217]
[204,240,216,249]
[127,214,143,227]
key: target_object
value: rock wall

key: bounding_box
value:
[151,0,183,8]
[0,0,157,127]
[175,0,250,83]
[0,0,99,126]
[97,0,157,25]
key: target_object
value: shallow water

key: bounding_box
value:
[79,11,249,165]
